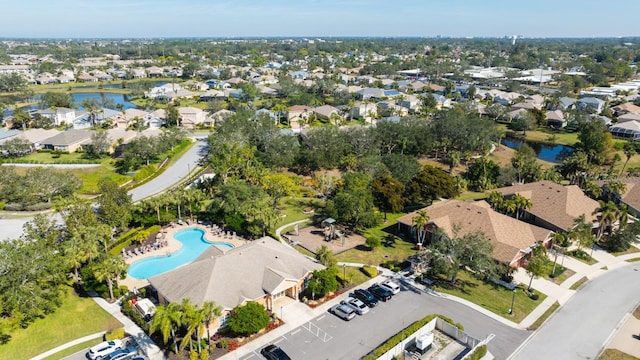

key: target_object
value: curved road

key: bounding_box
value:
[128,136,209,202]
[510,263,640,360]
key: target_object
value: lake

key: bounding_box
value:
[500,137,574,163]
[72,92,136,110]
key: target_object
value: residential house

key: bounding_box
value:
[146,66,164,77]
[396,200,553,267]
[33,107,77,126]
[178,107,210,129]
[73,108,121,129]
[494,181,600,233]
[77,73,98,82]
[147,109,166,129]
[612,102,640,117]
[617,113,640,123]
[149,236,324,333]
[599,177,640,217]
[40,129,94,153]
[0,128,60,150]
[105,128,138,153]
[397,94,421,112]
[287,105,313,131]
[577,97,606,114]
[350,102,378,123]
[357,87,385,100]
[112,109,150,129]
[546,110,566,128]
[211,109,235,126]
[609,120,640,141]
[313,105,341,122]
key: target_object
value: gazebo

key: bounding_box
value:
[321,218,337,241]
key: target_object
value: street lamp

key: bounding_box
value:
[343,263,347,281]
[509,289,517,315]
[280,305,283,320]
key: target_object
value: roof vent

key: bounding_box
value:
[275,256,279,259]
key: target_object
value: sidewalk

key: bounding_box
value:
[89,292,166,360]
[31,332,105,360]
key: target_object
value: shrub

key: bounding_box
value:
[199,348,209,360]
[189,350,198,360]
[24,202,52,211]
[361,265,378,278]
[381,260,402,272]
[227,301,270,336]
[467,344,487,360]
[133,164,156,182]
[0,201,4,210]
[105,327,126,340]
[217,339,229,349]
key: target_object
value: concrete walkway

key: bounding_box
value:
[89,292,166,360]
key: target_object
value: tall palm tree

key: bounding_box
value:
[513,194,533,220]
[593,200,620,241]
[202,301,222,349]
[183,188,206,220]
[179,299,205,353]
[620,141,636,176]
[412,210,430,249]
[92,255,128,301]
[150,302,183,354]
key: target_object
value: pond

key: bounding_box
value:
[500,136,574,163]
[72,92,137,110]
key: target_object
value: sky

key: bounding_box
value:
[1,0,639,39]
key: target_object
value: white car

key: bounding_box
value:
[87,340,123,360]
[341,297,370,315]
[380,279,401,295]
[330,303,356,321]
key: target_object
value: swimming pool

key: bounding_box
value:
[127,228,234,279]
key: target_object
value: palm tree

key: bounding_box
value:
[180,299,205,353]
[594,200,620,241]
[486,191,505,212]
[183,188,206,220]
[202,301,222,349]
[620,141,636,176]
[150,302,183,354]
[315,245,336,268]
[513,194,533,220]
[92,255,128,301]
[412,210,430,249]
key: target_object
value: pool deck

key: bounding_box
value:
[119,223,249,290]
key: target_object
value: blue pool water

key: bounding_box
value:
[127,228,234,279]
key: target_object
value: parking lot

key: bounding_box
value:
[63,337,145,360]
[240,280,530,360]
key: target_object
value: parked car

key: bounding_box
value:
[330,303,356,321]
[353,289,379,308]
[104,346,137,360]
[260,344,292,360]
[380,279,401,295]
[368,284,393,302]
[86,340,123,360]
[341,297,370,315]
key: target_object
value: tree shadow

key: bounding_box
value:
[382,234,397,248]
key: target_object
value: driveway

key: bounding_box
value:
[128,136,209,202]
[239,285,528,360]
[510,263,640,360]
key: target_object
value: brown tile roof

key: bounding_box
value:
[604,177,640,212]
[149,237,324,310]
[494,181,599,231]
[397,200,551,263]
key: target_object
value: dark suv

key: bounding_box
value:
[260,344,291,360]
[353,289,379,307]
[368,284,393,302]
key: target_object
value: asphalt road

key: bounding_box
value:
[240,285,529,360]
[510,263,640,360]
[128,136,209,202]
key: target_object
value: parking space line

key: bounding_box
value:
[273,337,284,345]
[316,314,326,321]
[290,329,301,336]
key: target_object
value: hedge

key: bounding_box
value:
[466,344,487,360]
[362,314,463,359]
[361,265,378,278]
[105,327,126,341]
[109,225,161,255]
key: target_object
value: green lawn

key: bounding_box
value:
[540,258,574,284]
[612,245,640,257]
[431,271,546,323]
[338,265,375,287]
[336,213,418,267]
[43,338,104,360]
[497,124,579,146]
[599,349,640,360]
[455,191,488,201]
[569,276,588,290]
[274,196,325,229]
[68,163,131,195]
[0,287,122,360]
